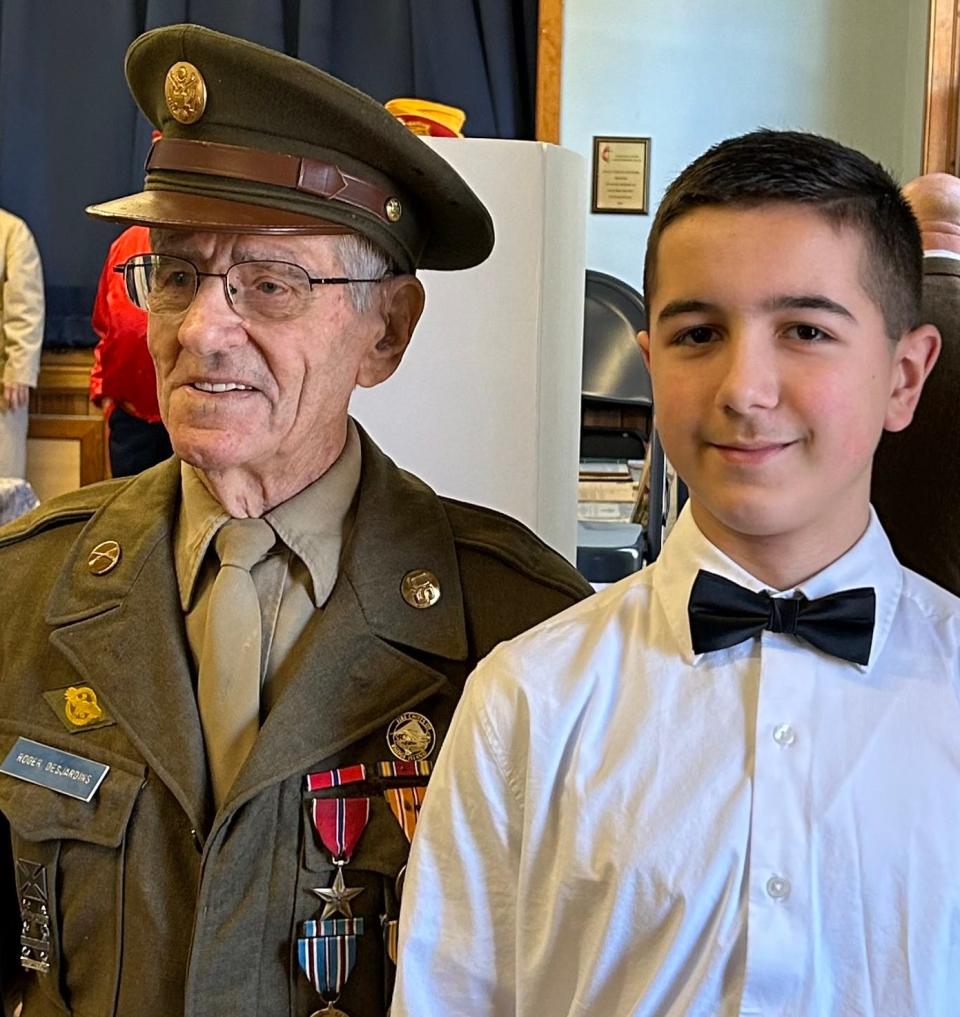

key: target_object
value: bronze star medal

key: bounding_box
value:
[311,867,364,920]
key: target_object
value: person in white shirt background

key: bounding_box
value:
[0,207,43,479]
[392,129,959,1017]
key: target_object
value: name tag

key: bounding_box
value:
[0,737,110,802]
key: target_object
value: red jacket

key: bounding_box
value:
[89,225,162,422]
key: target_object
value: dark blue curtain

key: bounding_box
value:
[0,0,538,348]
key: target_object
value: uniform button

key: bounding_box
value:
[773,723,796,747]
[766,875,791,900]
[190,828,203,852]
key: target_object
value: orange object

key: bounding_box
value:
[385,98,466,138]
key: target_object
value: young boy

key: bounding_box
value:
[391,130,958,1016]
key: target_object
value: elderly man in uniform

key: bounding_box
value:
[0,25,591,1017]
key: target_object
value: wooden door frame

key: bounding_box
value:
[540,2,957,164]
[923,0,960,172]
[536,0,564,143]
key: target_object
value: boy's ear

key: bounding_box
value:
[637,329,652,370]
[883,323,942,432]
[356,275,425,389]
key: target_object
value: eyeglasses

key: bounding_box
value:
[114,254,391,323]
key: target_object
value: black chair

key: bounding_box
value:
[577,271,668,582]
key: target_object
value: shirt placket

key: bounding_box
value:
[740,632,814,1016]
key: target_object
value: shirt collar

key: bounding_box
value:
[653,503,902,673]
[924,248,960,262]
[175,464,229,611]
[265,419,361,608]
[174,419,362,611]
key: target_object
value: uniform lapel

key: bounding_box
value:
[45,460,211,830]
[224,429,469,811]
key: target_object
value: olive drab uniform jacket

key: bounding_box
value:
[0,430,592,1017]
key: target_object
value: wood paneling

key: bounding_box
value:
[536,0,564,143]
[29,349,99,417]
[27,415,105,492]
[923,0,960,173]
[27,349,108,488]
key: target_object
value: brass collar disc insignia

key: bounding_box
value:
[88,540,121,575]
[400,569,440,609]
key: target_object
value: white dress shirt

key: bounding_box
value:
[393,505,960,1017]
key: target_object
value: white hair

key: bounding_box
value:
[331,233,396,313]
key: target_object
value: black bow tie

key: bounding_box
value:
[687,570,876,665]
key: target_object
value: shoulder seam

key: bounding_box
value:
[0,478,131,550]
[900,584,960,627]
[471,668,527,809]
[0,506,97,549]
[454,532,590,599]
[442,496,592,599]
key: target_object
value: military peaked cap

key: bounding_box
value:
[86,24,494,272]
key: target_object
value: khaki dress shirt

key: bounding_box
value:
[175,421,362,713]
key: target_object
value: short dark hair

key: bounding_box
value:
[643,130,923,340]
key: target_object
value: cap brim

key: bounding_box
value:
[86,189,352,235]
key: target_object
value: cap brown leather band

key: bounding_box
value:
[146,137,397,224]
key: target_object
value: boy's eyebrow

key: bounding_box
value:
[761,294,857,321]
[656,299,718,322]
[655,294,858,323]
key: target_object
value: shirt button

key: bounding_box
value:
[766,875,791,900]
[773,723,796,747]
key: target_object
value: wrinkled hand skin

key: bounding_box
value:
[1,383,29,411]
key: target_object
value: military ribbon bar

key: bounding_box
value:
[297,930,360,997]
[303,917,365,938]
[306,765,371,863]
[375,760,432,779]
[376,759,432,844]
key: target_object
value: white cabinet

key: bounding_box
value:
[351,138,587,561]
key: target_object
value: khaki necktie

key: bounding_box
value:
[198,517,276,807]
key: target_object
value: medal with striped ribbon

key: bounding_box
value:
[375,759,432,964]
[302,767,373,1016]
[376,759,431,842]
[306,764,371,864]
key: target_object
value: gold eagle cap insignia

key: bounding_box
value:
[164,61,207,124]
